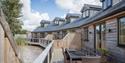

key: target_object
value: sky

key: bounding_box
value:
[20,0,101,31]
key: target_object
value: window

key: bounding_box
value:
[102,0,107,9]
[84,27,89,41]
[85,10,89,17]
[118,17,125,46]
[44,24,48,27]
[107,0,112,7]
[102,0,112,9]
[82,10,89,18]
[54,21,59,25]
[34,33,37,38]
[59,21,63,25]
[40,33,45,38]
[41,24,44,27]
[82,12,86,18]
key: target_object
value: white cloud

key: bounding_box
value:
[20,0,50,31]
[55,0,101,13]
[20,0,101,31]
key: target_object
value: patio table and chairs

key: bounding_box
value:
[62,47,101,63]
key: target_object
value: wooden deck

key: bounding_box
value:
[19,45,43,63]
[51,48,64,63]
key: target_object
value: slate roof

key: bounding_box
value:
[65,13,81,19]
[40,20,50,24]
[53,17,65,22]
[81,4,102,13]
[32,1,125,33]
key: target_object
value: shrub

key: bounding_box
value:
[15,37,27,46]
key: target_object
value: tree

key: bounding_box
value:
[1,0,22,36]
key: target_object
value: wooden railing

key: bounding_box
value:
[28,38,51,48]
[28,37,53,63]
[33,41,53,63]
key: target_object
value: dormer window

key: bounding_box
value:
[82,12,85,18]
[65,13,81,23]
[41,24,44,27]
[101,0,112,9]
[54,21,59,25]
[40,20,50,27]
[59,21,63,25]
[54,20,64,25]
[82,10,90,18]
[53,17,65,25]
[81,4,101,18]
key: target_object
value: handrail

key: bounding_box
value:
[33,41,53,63]
[28,38,51,48]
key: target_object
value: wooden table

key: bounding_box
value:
[66,49,85,63]
[65,49,101,63]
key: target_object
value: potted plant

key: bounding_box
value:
[97,48,111,63]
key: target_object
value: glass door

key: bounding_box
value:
[95,23,105,49]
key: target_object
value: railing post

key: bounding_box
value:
[39,38,40,44]
[47,53,49,63]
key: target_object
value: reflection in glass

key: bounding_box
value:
[119,17,125,45]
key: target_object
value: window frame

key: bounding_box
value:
[102,0,107,9]
[82,11,86,18]
[118,17,125,47]
[85,10,90,18]
[107,0,112,8]
[102,0,112,9]
[84,27,89,41]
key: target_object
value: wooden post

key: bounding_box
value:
[0,9,18,56]
[0,24,5,63]
[4,38,8,63]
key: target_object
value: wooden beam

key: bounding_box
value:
[0,9,18,57]
[0,23,5,63]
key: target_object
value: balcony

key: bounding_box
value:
[28,32,101,63]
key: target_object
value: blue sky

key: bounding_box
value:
[31,0,67,19]
[21,0,101,31]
